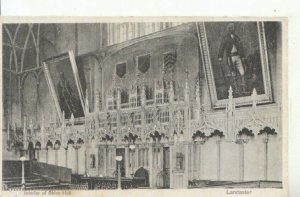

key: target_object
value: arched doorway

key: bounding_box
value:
[46,140,54,164]
[134,167,149,187]
[54,140,61,165]
[35,141,41,161]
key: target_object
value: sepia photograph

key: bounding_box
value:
[1,19,285,194]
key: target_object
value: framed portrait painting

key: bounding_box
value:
[42,51,85,122]
[197,22,273,108]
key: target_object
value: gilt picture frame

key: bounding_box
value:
[42,51,86,122]
[197,22,273,108]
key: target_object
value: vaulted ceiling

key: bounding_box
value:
[3,24,57,73]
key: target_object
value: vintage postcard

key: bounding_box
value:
[0,17,288,197]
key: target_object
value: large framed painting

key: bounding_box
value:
[42,51,85,122]
[197,22,272,108]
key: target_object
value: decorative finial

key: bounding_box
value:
[70,113,74,125]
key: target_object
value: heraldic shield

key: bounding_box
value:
[116,62,126,78]
[138,54,150,73]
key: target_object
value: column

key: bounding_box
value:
[135,146,139,172]
[107,24,111,45]
[65,148,68,168]
[169,145,173,188]
[264,139,269,180]
[46,148,48,164]
[195,144,199,179]
[148,146,153,188]
[190,144,194,180]
[134,23,139,38]
[104,146,107,176]
[55,149,58,165]
[238,143,245,181]
[78,146,86,175]
[184,144,189,188]
[217,140,221,180]
[157,147,161,169]
[98,147,102,176]
[143,148,146,167]
[184,107,189,139]
[125,146,129,177]
[129,149,133,176]
[198,144,202,179]
[75,148,79,174]
[114,23,119,44]
[36,149,40,161]
[18,77,23,124]
[144,148,148,168]
[160,147,163,170]
[85,146,89,176]
[36,81,40,123]
[112,146,116,173]
[139,148,142,167]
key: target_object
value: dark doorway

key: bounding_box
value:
[116,148,125,177]
[134,167,149,187]
[28,142,35,160]
[163,147,170,188]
